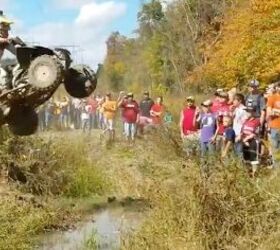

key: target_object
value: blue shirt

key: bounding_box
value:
[223,127,235,143]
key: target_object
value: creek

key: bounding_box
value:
[37,200,147,250]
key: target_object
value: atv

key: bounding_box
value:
[0,37,97,136]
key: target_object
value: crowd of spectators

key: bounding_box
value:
[38,79,280,173]
[180,80,280,174]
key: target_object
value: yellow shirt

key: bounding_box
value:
[102,101,117,120]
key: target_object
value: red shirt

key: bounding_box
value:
[87,97,98,113]
[151,104,164,124]
[121,100,139,123]
[216,103,231,135]
[211,98,221,113]
[241,118,260,137]
[181,106,197,135]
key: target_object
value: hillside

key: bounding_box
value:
[99,0,280,93]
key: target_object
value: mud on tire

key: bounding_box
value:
[7,106,38,136]
[28,55,63,89]
[64,64,97,98]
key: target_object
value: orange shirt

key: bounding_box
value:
[102,101,117,120]
[267,93,280,129]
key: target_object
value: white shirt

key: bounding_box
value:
[81,112,90,120]
[72,98,81,109]
[233,104,247,136]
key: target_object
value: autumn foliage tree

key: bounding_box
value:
[100,0,276,94]
[196,0,280,89]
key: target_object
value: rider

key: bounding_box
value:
[0,11,15,59]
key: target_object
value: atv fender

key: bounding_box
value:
[16,46,54,70]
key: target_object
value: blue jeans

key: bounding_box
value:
[82,119,90,133]
[270,128,280,167]
[235,141,243,158]
[124,122,137,140]
[200,142,215,156]
[45,112,53,129]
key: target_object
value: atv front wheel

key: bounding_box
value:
[7,106,38,136]
[64,65,97,98]
[28,55,63,89]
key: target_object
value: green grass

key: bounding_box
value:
[122,157,280,250]
[0,132,113,250]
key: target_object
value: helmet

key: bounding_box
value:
[249,79,260,87]
[0,11,13,38]
[0,11,13,25]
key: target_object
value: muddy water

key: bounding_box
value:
[38,205,145,250]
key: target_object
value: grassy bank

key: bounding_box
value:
[121,141,280,249]
[0,130,112,250]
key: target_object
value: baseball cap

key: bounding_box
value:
[201,100,212,107]
[249,79,260,87]
[218,92,229,98]
[144,91,149,95]
[186,96,195,102]
[127,92,133,97]
[215,88,224,96]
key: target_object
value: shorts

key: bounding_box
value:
[243,139,260,162]
[139,116,152,126]
[124,122,137,139]
[104,118,114,130]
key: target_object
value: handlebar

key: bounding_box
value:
[10,36,26,47]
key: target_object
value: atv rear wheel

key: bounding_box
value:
[64,65,97,98]
[28,55,63,89]
[7,106,38,136]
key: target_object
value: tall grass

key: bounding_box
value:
[125,167,280,249]
[0,134,111,197]
[0,132,112,249]
[122,132,280,250]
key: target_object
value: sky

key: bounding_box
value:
[0,0,144,68]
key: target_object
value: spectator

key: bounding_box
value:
[96,95,105,130]
[118,91,128,135]
[232,93,247,156]
[59,97,69,129]
[102,93,117,140]
[118,92,139,144]
[150,96,164,125]
[267,82,280,168]
[38,104,46,131]
[221,116,236,159]
[163,108,173,126]
[72,98,82,129]
[45,98,55,130]
[213,92,231,151]
[81,101,92,133]
[180,96,199,156]
[245,79,265,123]
[87,95,98,129]
[139,91,154,133]
[211,88,224,113]
[236,106,261,169]
[198,100,216,156]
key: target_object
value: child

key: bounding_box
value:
[221,116,236,159]
[163,109,173,125]
[236,106,260,175]
[213,92,232,151]
[198,100,216,156]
